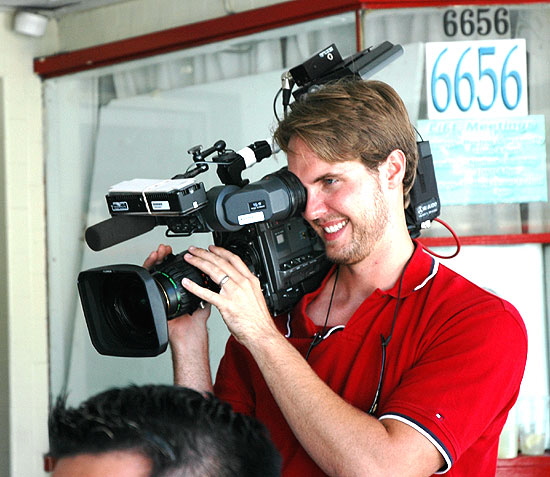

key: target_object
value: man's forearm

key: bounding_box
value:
[245,333,443,477]
[169,314,214,393]
[171,339,213,392]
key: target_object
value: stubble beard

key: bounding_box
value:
[324,185,390,265]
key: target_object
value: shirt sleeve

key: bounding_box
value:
[379,295,527,471]
[213,336,257,415]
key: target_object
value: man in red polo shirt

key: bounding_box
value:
[146,79,527,476]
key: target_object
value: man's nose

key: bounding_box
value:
[302,191,327,222]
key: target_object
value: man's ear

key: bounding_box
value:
[383,149,406,190]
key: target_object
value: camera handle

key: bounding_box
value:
[183,139,275,188]
[184,139,250,187]
[175,140,229,180]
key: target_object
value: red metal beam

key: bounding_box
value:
[421,233,550,248]
[34,0,546,78]
[34,0,362,78]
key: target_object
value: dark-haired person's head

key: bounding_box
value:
[47,384,281,477]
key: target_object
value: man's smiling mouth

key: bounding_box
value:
[323,220,348,234]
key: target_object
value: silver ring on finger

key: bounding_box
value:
[218,275,231,288]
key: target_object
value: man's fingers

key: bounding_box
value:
[184,247,236,281]
[143,244,173,268]
[181,277,222,306]
[208,245,252,276]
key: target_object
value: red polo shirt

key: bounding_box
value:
[214,242,527,476]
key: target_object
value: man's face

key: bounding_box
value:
[52,450,152,477]
[287,136,389,265]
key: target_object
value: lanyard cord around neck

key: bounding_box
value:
[305,266,340,361]
[368,254,413,415]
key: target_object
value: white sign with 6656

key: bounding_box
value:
[425,39,528,119]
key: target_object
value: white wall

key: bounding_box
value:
[0,10,58,477]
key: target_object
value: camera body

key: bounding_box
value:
[214,218,331,319]
[78,159,329,357]
[78,215,329,357]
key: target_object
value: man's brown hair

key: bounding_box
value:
[273,79,418,206]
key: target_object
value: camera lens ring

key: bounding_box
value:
[151,253,210,318]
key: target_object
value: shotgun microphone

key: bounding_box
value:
[85,215,157,251]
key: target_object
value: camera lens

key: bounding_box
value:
[112,278,153,333]
[151,252,209,318]
[100,272,158,346]
[95,256,208,343]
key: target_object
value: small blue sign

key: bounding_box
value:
[417,115,547,206]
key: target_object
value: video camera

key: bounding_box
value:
[77,41,440,357]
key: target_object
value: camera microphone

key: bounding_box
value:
[235,140,274,168]
[281,71,295,112]
[85,215,157,251]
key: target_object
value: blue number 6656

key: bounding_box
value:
[430,45,522,113]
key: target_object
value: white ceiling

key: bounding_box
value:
[0,0,133,16]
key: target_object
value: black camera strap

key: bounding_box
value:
[306,266,340,360]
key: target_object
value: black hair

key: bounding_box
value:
[48,384,281,477]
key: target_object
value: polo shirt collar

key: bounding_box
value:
[384,240,438,299]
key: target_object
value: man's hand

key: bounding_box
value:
[143,243,211,340]
[180,245,279,347]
